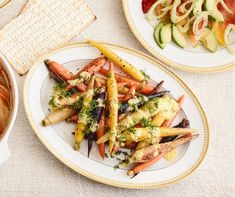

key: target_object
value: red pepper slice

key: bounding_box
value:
[142,0,156,14]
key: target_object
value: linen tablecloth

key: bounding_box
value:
[0,1,234,196]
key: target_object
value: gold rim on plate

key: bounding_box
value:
[122,0,235,73]
[0,0,11,9]
[24,42,210,189]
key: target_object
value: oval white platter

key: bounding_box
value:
[24,43,209,189]
[122,0,235,73]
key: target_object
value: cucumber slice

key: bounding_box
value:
[154,22,167,49]
[201,30,218,52]
[160,24,172,44]
[204,0,224,22]
[172,25,187,48]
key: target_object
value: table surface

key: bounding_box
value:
[0,0,235,196]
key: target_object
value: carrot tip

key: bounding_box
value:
[127,170,134,177]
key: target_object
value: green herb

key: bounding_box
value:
[89,99,98,110]
[54,82,67,92]
[140,70,150,80]
[113,165,120,170]
[105,153,109,158]
[140,117,152,127]
[127,127,137,134]
[49,96,56,107]
[83,126,90,136]
[73,97,84,110]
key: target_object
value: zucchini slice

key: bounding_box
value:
[172,25,187,48]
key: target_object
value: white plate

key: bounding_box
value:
[0,0,10,9]
[122,0,235,73]
[24,42,209,188]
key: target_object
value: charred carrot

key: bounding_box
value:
[162,95,185,127]
[45,59,73,81]
[97,113,105,159]
[99,68,154,94]
[151,80,164,94]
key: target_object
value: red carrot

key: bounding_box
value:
[96,113,105,160]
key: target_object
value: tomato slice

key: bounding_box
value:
[142,0,156,14]
[218,0,235,24]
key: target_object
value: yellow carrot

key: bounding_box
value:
[107,62,119,153]
[87,39,146,81]
[74,76,95,150]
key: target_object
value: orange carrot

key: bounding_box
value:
[127,153,164,176]
[45,60,73,81]
[120,86,135,102]
[99,68,154,94]
[74,57,106,78]
[162,95,185,127]
[125,141,137,149]
[95,80,102,88]
[96,113,105,160]
[67,114,78,123]
[65,83,86,92]
[117,82,128,88]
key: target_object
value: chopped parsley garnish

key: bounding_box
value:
[73,97,84,110]
[105,153,109,158]
[140,117,152,127]
[113,165,120,170]
[140,70,150,80]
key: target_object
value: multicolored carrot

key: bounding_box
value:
[44,59,73,81]
[99,68,154,94]
[162,95,185,127]
[88,39,146,81]
[96,113,105,160]
[107,62,119,153]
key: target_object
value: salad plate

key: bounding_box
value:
[24,42,209,188]
[122,0,235,73]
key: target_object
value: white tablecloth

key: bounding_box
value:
[0,0,234,196]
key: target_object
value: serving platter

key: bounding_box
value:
[24,42,209,188]
[0,0,11,9]
[122,0,235,73]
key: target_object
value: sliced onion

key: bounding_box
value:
[177,16,195,33]
[161,5,172,12]
[171,0,195,23]
[224,24,235,54]
[178,0,193,14]
[146,0,169,21]
[192,11,209,37]
[161,0,172,7]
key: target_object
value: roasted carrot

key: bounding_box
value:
[67,114,78,123]
[44,59,73,81]
[127,153,164,177]
[107,62,119,153]
[162,95,185,127]
[96,113,105,159]
[88,39,145,81]
[151,80,164,94]
[125,141,137,149]
[99,68,154,94]
[74,57,106,78]
[95,80,102,88]
[119,86,135,102]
